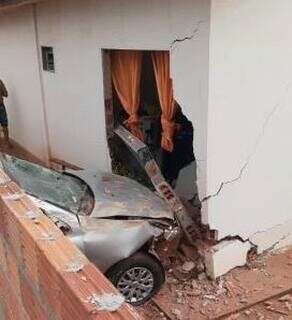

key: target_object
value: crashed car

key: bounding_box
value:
[0,127,197,305]
[0,153,178,305]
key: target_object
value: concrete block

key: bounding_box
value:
[204,240,251,279]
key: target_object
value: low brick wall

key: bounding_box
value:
[0,171,142,320]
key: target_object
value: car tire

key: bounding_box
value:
[106,252,165,306]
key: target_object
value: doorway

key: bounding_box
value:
[102,49,197,200]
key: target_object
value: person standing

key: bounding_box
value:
[162,103,195,185]
[0,79,10,147]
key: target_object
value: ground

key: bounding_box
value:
[138,248,292,320]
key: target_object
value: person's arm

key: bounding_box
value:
[0,81,8,98]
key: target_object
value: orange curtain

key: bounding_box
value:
[111,50,143,140]
[151,51,176,152]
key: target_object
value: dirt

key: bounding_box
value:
[137,301,167,320]
[239,294,292,320]
[138,248,292,320]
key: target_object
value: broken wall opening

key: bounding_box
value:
[102,49,200,205]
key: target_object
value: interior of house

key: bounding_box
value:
[103,49,197,202]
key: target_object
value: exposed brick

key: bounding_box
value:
[5,209,22,261]
[19,305,31,320]
[83,264,142,320]
[0,269,9,299]
[0,167,141,320]
[4,281,21,320]
[0,201,6,234]
[0,295,6,320]
[38,244,62,317]
[0,265,22,320]
[0,235,7,272]
[6,247,21,298]
[59,271,97,320]
[21,225,39,287]
[0,204,9,240]
[20,274,47,320]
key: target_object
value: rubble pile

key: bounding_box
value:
[141,243,292,320]
[163,249,292,319]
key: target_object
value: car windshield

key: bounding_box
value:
[0,154,93,215]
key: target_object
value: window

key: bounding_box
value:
[41,46,55,72]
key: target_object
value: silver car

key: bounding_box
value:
[0,127,197,305]
[0,153,179,305]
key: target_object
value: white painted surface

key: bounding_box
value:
[205,240,251,279]
[4,0,292,275]
[0,6,48,162]
[175,161,197,200]
[205,0,292,253]
[34,0,210,180]
[250,219,292,254]
[0,0,210,188]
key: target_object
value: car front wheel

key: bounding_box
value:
[106,252,165,306]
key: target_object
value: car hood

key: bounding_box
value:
[71,170,174,220]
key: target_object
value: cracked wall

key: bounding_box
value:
[35,0,210,191]
[3,0,291,263]
[203,0,292,254]
[170,8,210,200]
[0,0,210,174]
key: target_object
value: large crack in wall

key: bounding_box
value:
[169,19,292,277]
[201,81,292,277]
[170,20,206,51]
[202,80,292,204]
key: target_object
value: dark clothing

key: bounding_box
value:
[162,108,195,183]
[0,80,8,104]
[0,104,8,126]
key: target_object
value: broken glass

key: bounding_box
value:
[0,154,93,215]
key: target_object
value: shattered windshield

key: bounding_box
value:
[0,154,93,215]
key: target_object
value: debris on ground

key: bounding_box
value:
[181,261,195,273]
[65,259,85,272]
[139,247,292,320]
[86,293,125,312]
[137,301,167,320]
[24,210,41,220]
[171,308,183,320]
[278,294,292,303]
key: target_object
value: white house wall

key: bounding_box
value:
[0,6,49,162]
[2,0,292,278]
[34,0,210,185]
[206,0,292,253]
